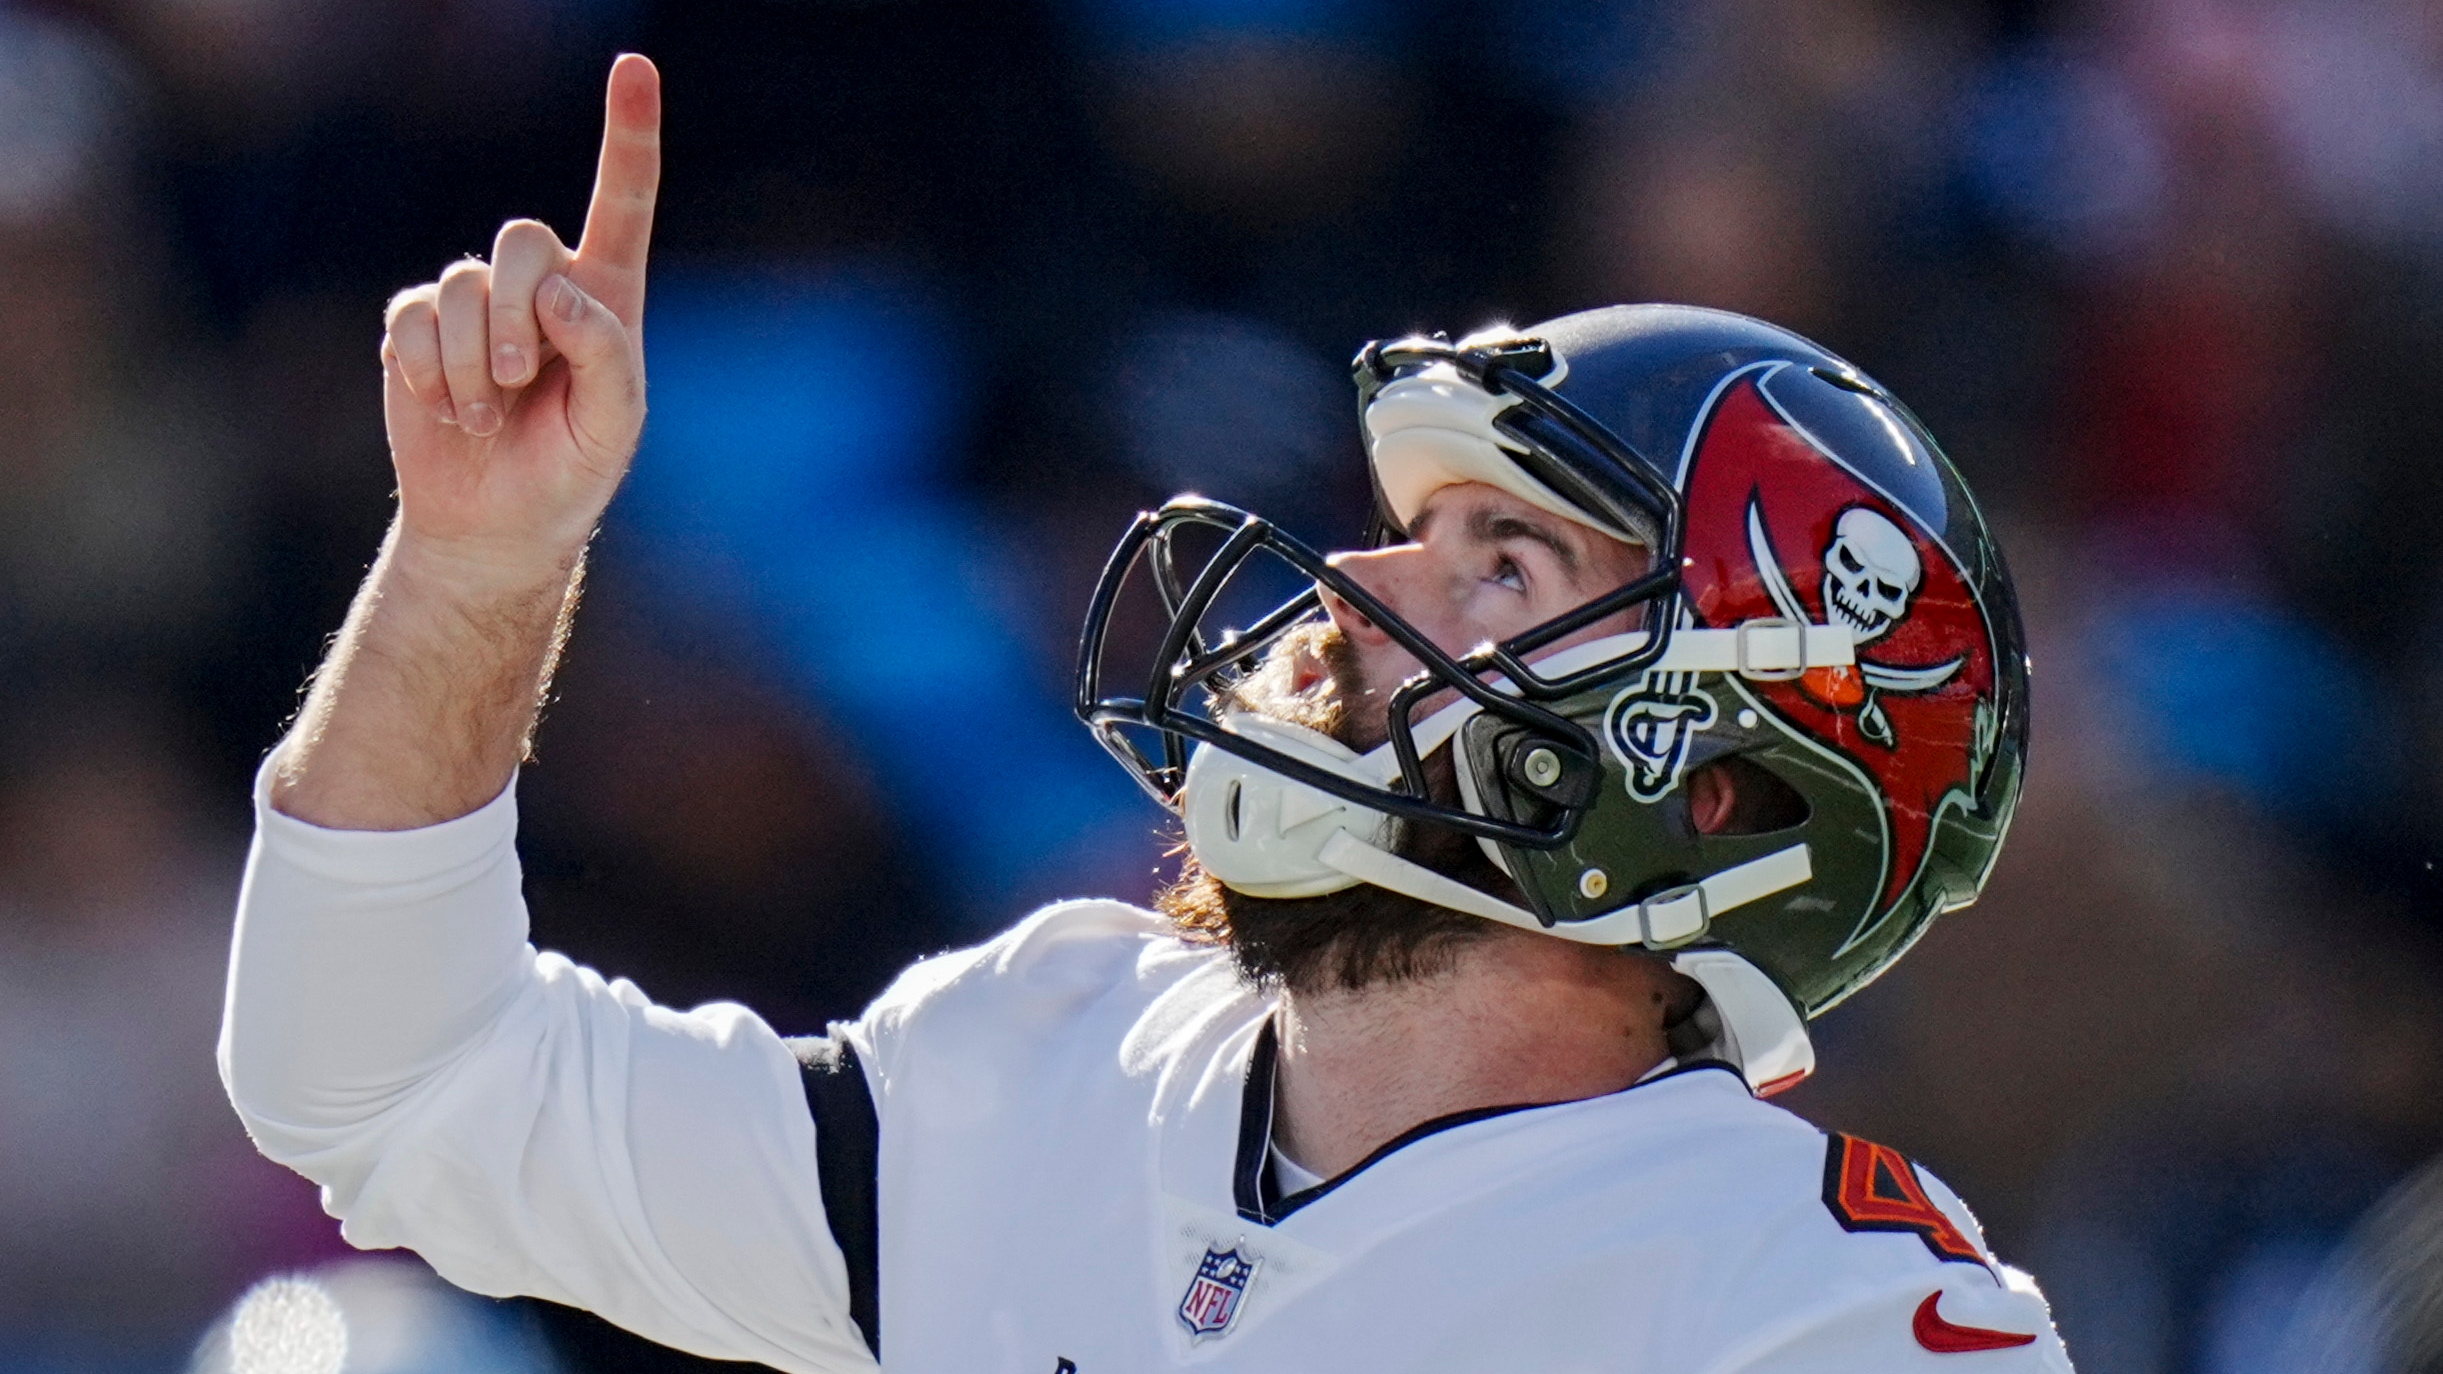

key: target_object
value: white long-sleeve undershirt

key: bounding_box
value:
[216,769,877,1372]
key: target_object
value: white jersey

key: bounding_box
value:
[221,773,2073,1374]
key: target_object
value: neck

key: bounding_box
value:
[1268,928,1680,1179]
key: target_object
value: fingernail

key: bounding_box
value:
[543,274,582,322]
[462,401,501,436]
[436,400,457,426]
[495,342,528,385]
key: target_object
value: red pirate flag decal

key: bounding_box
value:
[1678,367,1998,920]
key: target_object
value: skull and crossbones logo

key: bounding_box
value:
[1821,508,1921,646]
[1744,496,1966,748]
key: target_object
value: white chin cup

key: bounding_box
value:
[1180,715,1393,899]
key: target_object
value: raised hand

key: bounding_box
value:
[378,52,660,571]
[270,55,665,829]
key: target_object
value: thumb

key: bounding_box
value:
[534,272,644,467]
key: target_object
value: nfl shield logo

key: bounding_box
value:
[1177,1245,1259,1339]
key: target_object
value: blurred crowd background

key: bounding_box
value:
[4,0,2443,1369]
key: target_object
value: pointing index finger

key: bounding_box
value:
[572,53,660,326]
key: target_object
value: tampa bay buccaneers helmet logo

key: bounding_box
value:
[1679,364,2000,921]
[1753,501,1966,748]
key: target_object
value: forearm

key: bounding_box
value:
[270,519,587,829]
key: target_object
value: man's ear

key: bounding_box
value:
[1688,761,1737,836]
[1685,755,1809,837]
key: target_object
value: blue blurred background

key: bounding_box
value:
[4,0,2443,1369]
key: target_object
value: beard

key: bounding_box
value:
[1153,619,1516,997]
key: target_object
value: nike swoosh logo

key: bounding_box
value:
[1913,1292,2037,1353]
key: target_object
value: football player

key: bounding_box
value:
[222,56,2069,1371]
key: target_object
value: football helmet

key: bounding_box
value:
[1076,304,2029,1095]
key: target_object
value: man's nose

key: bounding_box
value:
[1319,544,1417,647]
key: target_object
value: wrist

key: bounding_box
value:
[387,522,590,601]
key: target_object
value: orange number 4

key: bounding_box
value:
[1821,1133,1984,1265]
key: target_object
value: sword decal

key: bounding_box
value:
[1747,495,1810,627]
[1860,659,1965,694]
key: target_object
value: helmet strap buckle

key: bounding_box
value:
[1734,617,1807,682]
[1638,883,1711,948]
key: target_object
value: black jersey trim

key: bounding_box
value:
[1232,1020,1279,1222]
[1232,1020,1744,1225]
[790,1031,882,1359]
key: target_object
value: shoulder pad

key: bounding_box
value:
[850,899,1180,1090]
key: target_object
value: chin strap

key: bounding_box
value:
[1315,829,1811,949]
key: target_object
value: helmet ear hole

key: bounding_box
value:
[1686,755,1810,836]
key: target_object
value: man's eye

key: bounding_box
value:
[1491,557,1527,592]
